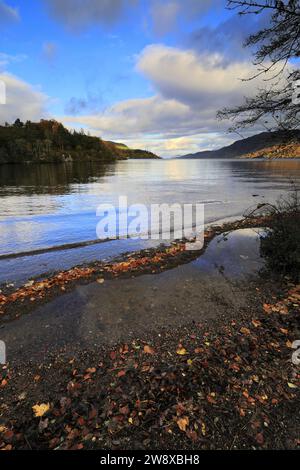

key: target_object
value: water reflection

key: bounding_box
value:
[0,159,300,257]
[0,161,115,196]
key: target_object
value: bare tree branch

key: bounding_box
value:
[219,0,300,133]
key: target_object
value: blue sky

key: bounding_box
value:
[0,0,273,156]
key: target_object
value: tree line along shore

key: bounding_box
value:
[0,119,160,164]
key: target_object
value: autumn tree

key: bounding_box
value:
[218,0,300,135]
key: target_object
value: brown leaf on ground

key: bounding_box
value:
[177,416,189,432]
[117,370,126,378]
[240,327,251,335]
[144,345,155,355]
[120,405,130,415]
[110,351,117,360]
[263,303,272,314]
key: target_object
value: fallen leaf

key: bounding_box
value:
[144,345,155,355]
[32,403,50,418]
[18,392,27,401]
[177,416,189,432]
[240,327,251,335]
[110,351,117,360]
[263,303,272,314]
[2,444,12,451]
[89,407,97,420]
[207,394,216,404]
[120,405,129,415]
[229,363,240,372]
[280,328,288,335]
[77,417,85,426]
[176,348,188,356]
[186,430,198,441]
[117,370,126,378]
[194,348,203,354]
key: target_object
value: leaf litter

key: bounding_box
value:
[0,281,299,450]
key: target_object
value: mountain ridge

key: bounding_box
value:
[179,130,300,159]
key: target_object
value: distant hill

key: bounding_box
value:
[179,130,300,159]
[243,142,300,159]
[0,119,160,164]
[103,140,160,160]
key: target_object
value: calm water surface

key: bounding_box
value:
[0,158,300,283]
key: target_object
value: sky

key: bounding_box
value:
[0,0,273,157]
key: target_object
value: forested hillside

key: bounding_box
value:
[0,120,159,163]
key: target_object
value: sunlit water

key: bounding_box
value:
[0,158,299,283]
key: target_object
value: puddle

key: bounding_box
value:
[191,228,265,279]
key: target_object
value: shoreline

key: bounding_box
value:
[1,155,299,170]
[0,155,161,166]
[0,227,265,365]
[0,215,272,322]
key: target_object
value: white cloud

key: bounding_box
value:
[107,133,235,158]
[0,1,19,26]
[44,0,138,31]
[189,9,271,63]
[43,0,221,35]
[0,73,49,124]
[150,1,180,36]
[150,0,223,36]
[0,52,27,70]
[63,95,198,137]
[61,44,265,155]
[137,45,259,108]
